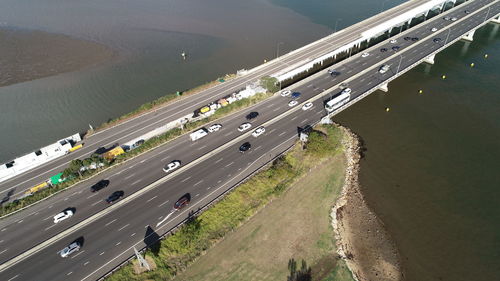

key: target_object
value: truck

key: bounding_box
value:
[190,128,208,141]
[103,146,125,161]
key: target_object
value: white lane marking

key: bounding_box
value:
[63,197,68,201]
[158,216,163,221]
[43,215,52,221]
[48,205,53,209]
[105,219,117,226]
[99,252,105,256]
[87,193,97,199]
[67,272,73,276]
[44,224,56,231]
[368,81,373,85]
[291,116,298,121]
[140,159,146,164]
[376,55,381,59]
[362,62,368,66]
[279,131,286,136]
[215,157,224,164]
[0,249,7,255]
[195,193,200,197]
[194,180,203,186]
[302,119,309,124]
[118,224,130,231]
[0,239,3,243]
[84,261,90,266]
[124,173,136,180]
[161,156,170,162]
[269,129,276,134]
[7,274,19,281]
[316,110,322,115]
[70,250,85,259]
[181,176,191,183]
[197,145,207,151]
[360,78,365,82]
[347,70,352,73]
[266,103,274,108]
[158,200,169,207]
[131,179,142,186]
[207,186,211,190]
[225,162,234,168]
[91,200,101,206]
[307,84,313,88]
[115,241,121,246]
[273,107,280,112]
[17,220,23,224]
[189,142,196,147]
[217,180,222,184]
[224,131,233,137]
[146,196,158,203]
[131,233,136,237]
[227,174,232,178]
[255,146,262,151]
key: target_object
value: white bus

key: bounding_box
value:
[325,92,350,113]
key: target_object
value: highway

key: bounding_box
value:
[1,0,498,280]
[0,0,449,202]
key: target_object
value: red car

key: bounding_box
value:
[174,193,191,210]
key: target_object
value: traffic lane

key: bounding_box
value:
[0,115,303,281]
[0,92,292,261]
[0,0,447,195]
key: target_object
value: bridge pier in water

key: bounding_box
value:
[461,29,475,41]
[379,83,389,92]
[424,53,436,64]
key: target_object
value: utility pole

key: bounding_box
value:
[134,247,150,271]
[444,28,451,45]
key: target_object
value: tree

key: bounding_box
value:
[68,159,84,178]
[260,76,280,93]
[287,258,312,281]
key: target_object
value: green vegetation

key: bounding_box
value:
[260,76,280,93]
[0,91,271,218]
[106,124,354,281]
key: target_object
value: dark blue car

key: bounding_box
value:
[291,92,301,99]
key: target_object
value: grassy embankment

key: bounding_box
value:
[93,74,236,132]
[106,124,355,281]
[0,92,271,217]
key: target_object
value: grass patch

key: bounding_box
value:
[106,124,354,281]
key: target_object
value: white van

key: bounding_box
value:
[190,128,208,141]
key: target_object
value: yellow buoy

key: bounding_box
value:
[442,75,446,80]
[385,107,390,112]
[484,54,488,58]
[470,63,475,67]
[418,89,423,94]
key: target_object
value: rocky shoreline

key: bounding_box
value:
[332,124,403,281]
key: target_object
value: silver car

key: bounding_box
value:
[59,242,81,258]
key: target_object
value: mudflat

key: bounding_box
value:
[0,28,115,87]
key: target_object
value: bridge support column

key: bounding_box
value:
[491,15,500,24]
[461,30,475,41]
[423,53,436,64]
[320,116,333,124]
[379,83,389,92]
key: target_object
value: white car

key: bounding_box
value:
[53,210,74,224]
[208,124,222,132]
[341,88,352,95]
[361,52,369,58]
[451,17,457,21]
[60,242,81,258]
[302,102,313,111]
[288,100,298,107]
[431,27,438,32]
[252,126,266,137]
[379,64,390,74]
[238,122,252,132]
[390,39,397,44]
[280,90,291,97]
[163,160,181,173]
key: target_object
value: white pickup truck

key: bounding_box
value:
[190,128,208,141]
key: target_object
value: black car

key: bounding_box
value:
[90,180,110,192]
[327,69,340,77]
[174,193,191,210]
[105,191,124,204]
[392,46,400,51]
[404,36,412,41]
[433,38,442,43]
[411,37,419,41]
[246,112,259,120]
[380,48,388,52]
[464,10,470,14]
[239,142,251,153]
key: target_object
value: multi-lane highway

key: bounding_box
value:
[0,0,451,201]
[1,0,498,280]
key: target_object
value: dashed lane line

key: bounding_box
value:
[118,224,130,232]
[105,219,117,227]
[146,196,158,203]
